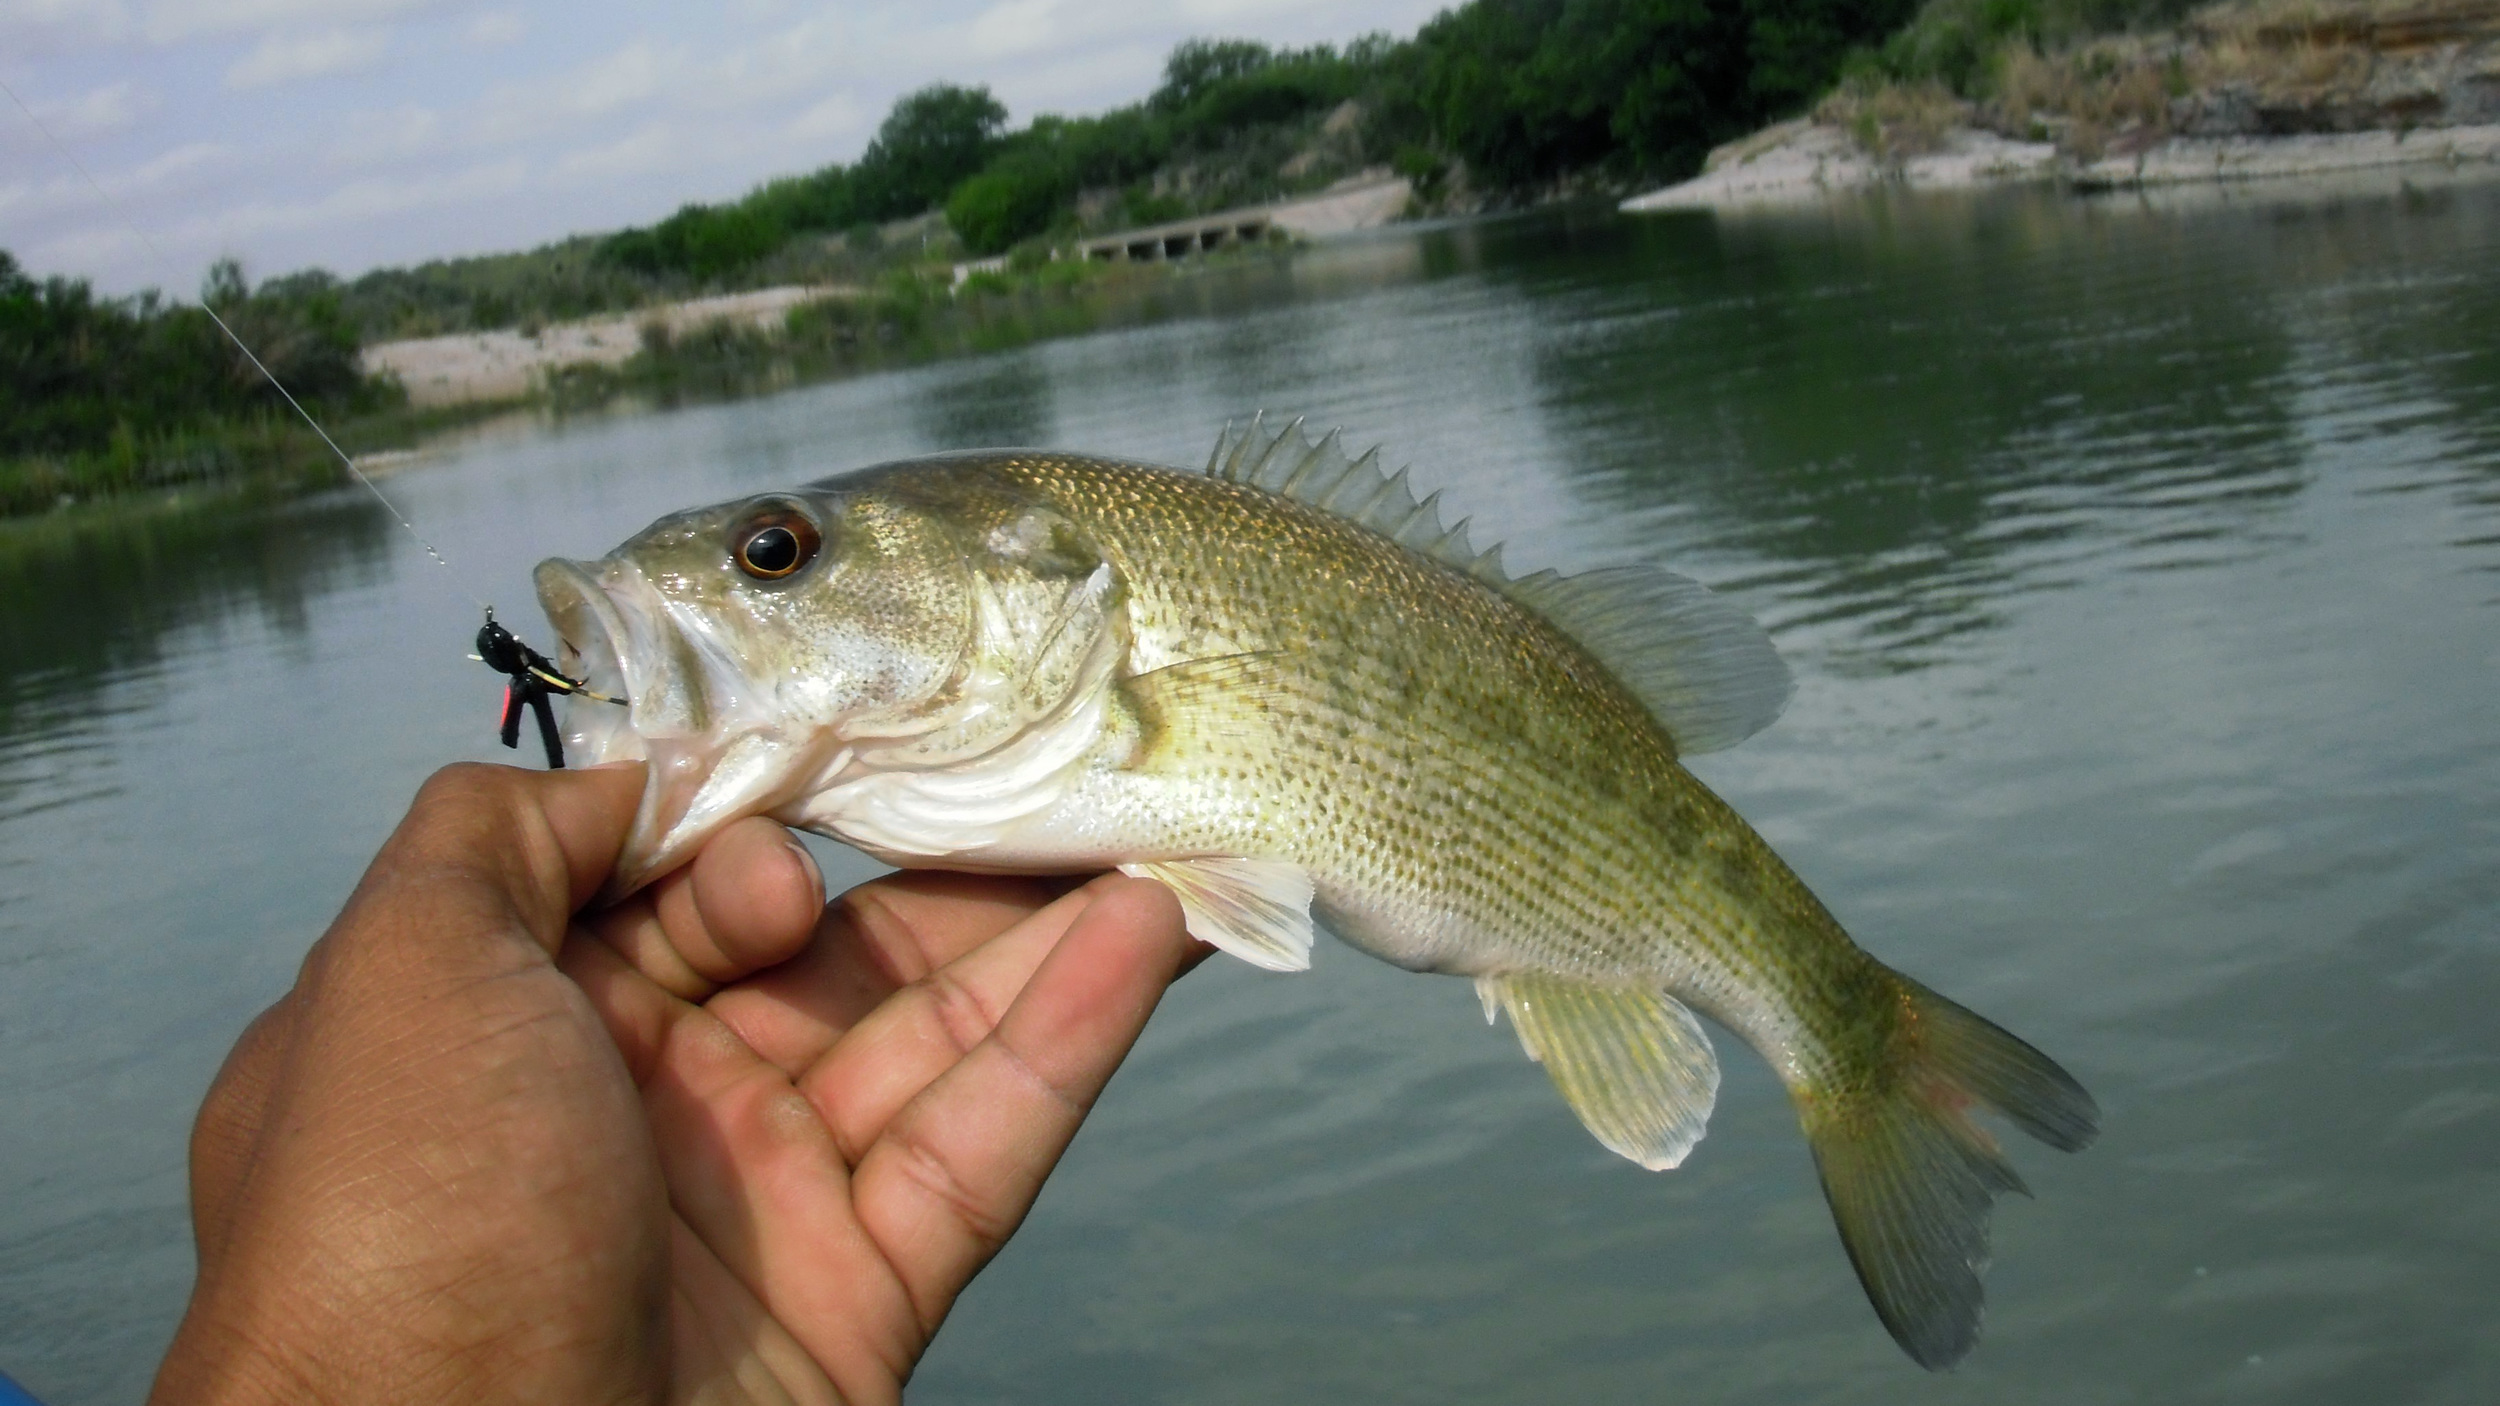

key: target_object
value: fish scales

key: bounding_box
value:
[533,420,2099,1368]
[991,453,1822,1013]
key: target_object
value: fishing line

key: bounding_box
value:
[6,78,624,765]
[1,75,483,611]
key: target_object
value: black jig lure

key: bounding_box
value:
[474,609,625,769]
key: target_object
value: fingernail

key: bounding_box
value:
[585,759,644,773]
[785,837,824,904]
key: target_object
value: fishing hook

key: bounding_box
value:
[472,609,626,769]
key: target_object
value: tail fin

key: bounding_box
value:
[1799,977,2098,1369]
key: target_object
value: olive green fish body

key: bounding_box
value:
[964,454,1850,1047]
[534,421,2098,1368]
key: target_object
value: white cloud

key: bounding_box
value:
[324,103,446,167]
[0,138,236,223]
[464,9,524,47]
[128,139,233,185]
[1174,0,1347,20]
[225,28,390,89]
[142,0,444,44]
[0,0,132,55]
[787,93,866,145]
[992,40,1166,117]
[469,37,684,142]
[26,80,156,140]
[175,156,528,240]
[553,123,693,184]
[27,223,151,281]
[970,0,1064,58]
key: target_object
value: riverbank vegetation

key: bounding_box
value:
[1824,0,2499,164]
[235,0,1932,344]
[0,253,453,516]
[13,0,2207,517]
[541,253,1177,410]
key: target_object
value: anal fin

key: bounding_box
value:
[1119,857,1315,972]
[1477,973,1721,1171]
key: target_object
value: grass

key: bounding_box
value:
[1,397,528,519]
[1817,78,1972,162]
[541,251,1230,413]
[1823,0,2467,163]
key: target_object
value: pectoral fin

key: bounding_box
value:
[1476,973,1721,1170]
[1118,857,1316,972]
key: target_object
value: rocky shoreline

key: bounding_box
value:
[1628,0,2500,211]
[361,175,1414,410]
[1623,118,2500,210]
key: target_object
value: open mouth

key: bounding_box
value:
[533,558,647,768]
[533,554,827,902]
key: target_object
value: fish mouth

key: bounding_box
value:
[534,556,838,904]
[535,558,646,769]
[534,555,724,901]
[534,557,665,764]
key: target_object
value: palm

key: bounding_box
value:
[159,770,1188,1405]
[566,843,1193,1404]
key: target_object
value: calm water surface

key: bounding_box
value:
[5,179,2498,1404]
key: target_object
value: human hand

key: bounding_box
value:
[151,761,1195,1405]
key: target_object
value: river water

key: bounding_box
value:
[4,177,2497,1404]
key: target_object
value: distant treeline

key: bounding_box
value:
[281,0,1929,341]
[8,0,1969,514]
[0,252,407,514]
[604,0,1927,267]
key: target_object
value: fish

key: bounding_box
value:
[533,416,2098,1367]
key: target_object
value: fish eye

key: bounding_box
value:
[730,507,821,581]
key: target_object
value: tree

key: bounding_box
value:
[853,83,1010,220]
[945,152,1071,255]
[201,256,249,309]
[1151,39,1276,111]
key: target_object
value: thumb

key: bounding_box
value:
[356,761,647,960]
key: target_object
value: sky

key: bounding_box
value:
[2,0,1448,297]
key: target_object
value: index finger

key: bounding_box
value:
[705,871,1075,1078]
[848,876,1190,1333]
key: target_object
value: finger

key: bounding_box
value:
[797,885,1101,1163]
[705,872,1067,1080]
[531,761,650,916]
[557,933,677,1087]
[569,935,926,1399]
[592,818,825,1002]
[189,762,641,1253]
[338,762,645,976]
[850,877,1188,1332]
[186,992,301,1261]
[662,1215,842,1406]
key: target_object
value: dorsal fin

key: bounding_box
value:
[1212,415,1470,572]
[1204,415,1793,754]
[1503,566,1792,754]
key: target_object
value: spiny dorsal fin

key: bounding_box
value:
[1475,972,1721,1171]
[1205,415,1794,754]
[1212,415,1473,576]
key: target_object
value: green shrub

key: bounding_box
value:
[947,154,1073,255]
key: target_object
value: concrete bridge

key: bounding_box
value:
[1070,175,1413,264]
[949,176,1414,284]
[1074,213,1277,263]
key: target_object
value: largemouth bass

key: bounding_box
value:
[534,418,2097,1366]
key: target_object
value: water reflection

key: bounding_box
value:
[911,355,1060,449]
[0,491,394,730]
[4,178,2499,1406]
[1501,193,2331,669]
[0,491,396,855]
